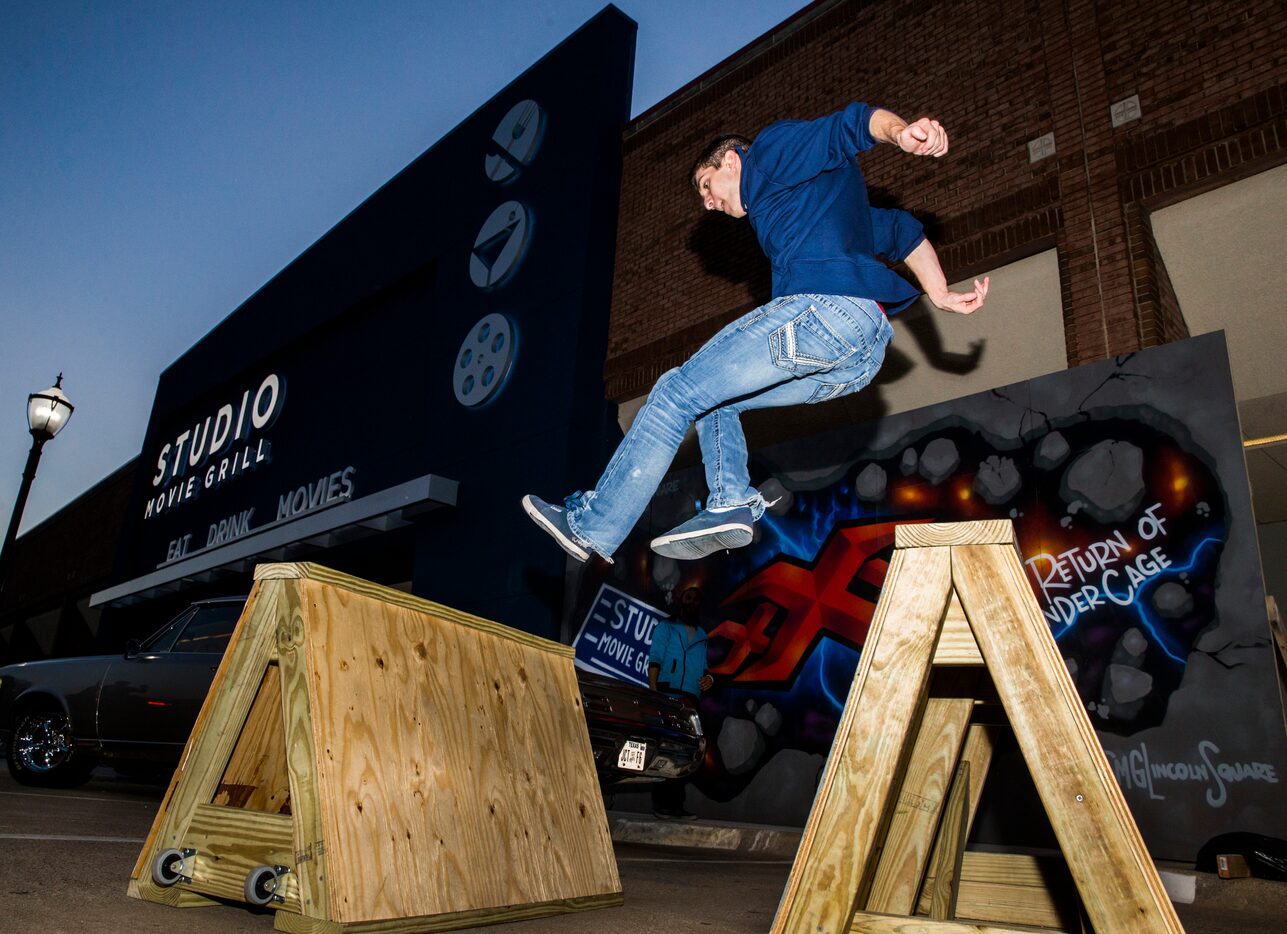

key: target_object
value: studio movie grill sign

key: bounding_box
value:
[144,373,283,520]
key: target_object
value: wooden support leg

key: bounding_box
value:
[913,720,1000,919]
[955,723,999,842]
[771,546,954,934]
[928,761,970,921]
[129,584,283,903]
[276,577,330,921]
[865,695,973,915]
[952,544,1184,933]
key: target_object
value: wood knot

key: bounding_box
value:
[414,642,427,659]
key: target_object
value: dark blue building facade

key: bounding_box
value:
[96,8,637,641]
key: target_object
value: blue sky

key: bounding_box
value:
[0,1,810,534]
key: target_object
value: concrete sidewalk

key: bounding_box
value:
[607,810,1287,923]
[608,810,803,859]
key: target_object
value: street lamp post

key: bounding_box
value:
[0,375,75,595]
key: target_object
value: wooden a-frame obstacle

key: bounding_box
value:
[771,520,1185,934]
[127,563,621,933]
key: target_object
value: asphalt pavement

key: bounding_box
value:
[0,761,1283,933]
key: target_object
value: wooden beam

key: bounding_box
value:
[951,543,1183,933]
[905,722,1004,922]
[129,583,283,903]
[253,562,572,657]
[894,522,1016,550]
[277,578,330,920]
[185,804,299,911]
[850,913,1069,933]
[927,762,969,920]
[866,696,974,915]
[955,724,999,841]
[918,852,1078,930]
[932,591,984,666]
[771,545,953,934]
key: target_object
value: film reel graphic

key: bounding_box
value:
[453,313,517,408]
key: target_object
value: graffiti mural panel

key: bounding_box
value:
[568,332,1285,859]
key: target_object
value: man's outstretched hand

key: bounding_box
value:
[929,276,990,315]
[897,117,949,157]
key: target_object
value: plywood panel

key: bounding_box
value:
[771,546,953,934]
[254,562,571,658]
[298,578,619,924]
[952,544,1183,933]
[214,663,291,813]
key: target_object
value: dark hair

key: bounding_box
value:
[690,134,752,190]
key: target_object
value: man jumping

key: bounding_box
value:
[524,102,988,562]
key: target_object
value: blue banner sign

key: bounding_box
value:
[572,583,664,685]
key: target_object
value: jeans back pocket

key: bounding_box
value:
[769,303,859,375]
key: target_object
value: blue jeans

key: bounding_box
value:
[565,294,893,559]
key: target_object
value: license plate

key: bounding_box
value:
[617,740,647,771]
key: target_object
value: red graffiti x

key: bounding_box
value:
[709,522,904,686]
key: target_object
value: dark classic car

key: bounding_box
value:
[0,597,704,790]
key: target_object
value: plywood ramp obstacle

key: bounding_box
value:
[771,520,1185,934]
[127,562,621,932]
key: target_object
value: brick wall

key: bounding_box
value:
[604,0,1287,401]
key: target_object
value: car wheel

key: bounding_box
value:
[6,707,95,787]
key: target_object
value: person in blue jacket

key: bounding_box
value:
[647,585,712,819]
[524,103,988,562]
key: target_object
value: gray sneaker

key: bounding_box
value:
[522,494,591,562]
[650,506,755,560]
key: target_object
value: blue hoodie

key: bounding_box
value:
[739,102,926,313]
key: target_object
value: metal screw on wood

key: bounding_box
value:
[1075,794,1084,802]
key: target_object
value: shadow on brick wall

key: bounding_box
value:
[687,213,772,302]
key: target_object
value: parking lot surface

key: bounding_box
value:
[1,762,1282,933]
[0,763,791,934]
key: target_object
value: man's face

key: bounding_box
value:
[693,149,745,218]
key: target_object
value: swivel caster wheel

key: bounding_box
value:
[244,864,290,906]
[151,847,194,887]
